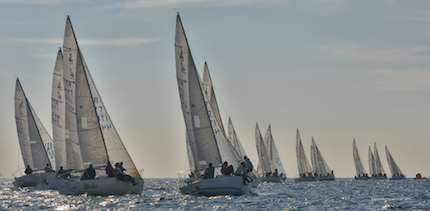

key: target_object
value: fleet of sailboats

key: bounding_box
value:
[10,13,417,197]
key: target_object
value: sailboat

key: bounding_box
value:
[52,16,143,195]
[352,139,369,180]
[13,78,56,187]
[370,143,387,179]
[175,14,251,196]
[385,146,405,180]
[294,129,315,182]
[310,137,335,181]
[255,124,286,182]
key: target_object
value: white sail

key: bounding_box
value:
[227,117,246,158]
[63,17,140,178]
[385,146,404,177]
[352,139,367,177]
[15,78,55,170]
[175,14,237,171]
[296,129,312,176]
[52,49,67,170]
[202,62,226,138]
[255,123,274,175]
[373,143,386,176]
[310,137,332,176]
[368,146,376,176]
[263,125,285,175]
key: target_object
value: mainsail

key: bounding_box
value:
[296,129,312,176]
[63,16,140,178]
[385,146,404,177]
[310,137,332,176]
[373,143,386,176]
[175,14,237,171]
[263,125,286,175]
[15,78,55,170]
[255,123,274,174]
[352,139,367,177]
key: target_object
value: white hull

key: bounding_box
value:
[180,175,251,196]
[47,176,80,190]
[294,176,316,182]
[13,172,56,188]
[261,176,286,183]
[316,175,335,181]
[57,176,143,196]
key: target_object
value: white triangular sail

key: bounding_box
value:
[175,14,238,171]
[263,125,285,175]
[368,146,376,176]
[373,143,386,176]
[202,62,226,138]
[296,129,312,176]
[385,146,404,177]
[352,139,367,177]
[63,17,140,178]
[310,137,332,176]
[255,123,274,174]
[227,117,246,158]
[15,78,55,170]
[52,49,67,170]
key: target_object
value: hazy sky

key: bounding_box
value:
[1,0,430,179]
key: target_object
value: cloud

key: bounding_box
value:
[321,44,430,63]
[11,38,156,47]
[0,0,60,4]
[371,68,430,91]
[104,0,285,9]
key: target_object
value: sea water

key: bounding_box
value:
[1,178,429,210]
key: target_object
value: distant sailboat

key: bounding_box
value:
[256,124,286,182]
[175,13,251,196]
[352,139,369,180]
[13,78,56,187]
[385,146,405,180]
[294,129,315,182]
[310,137,335,181]
[370,143,387,179]
[53,16,143,195]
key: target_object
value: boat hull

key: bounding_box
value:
[390,175,405,180]
[261,176,286,183]
[13,172,56,188]
[316,175,335,181]
[294,176,316,182]
[354,176,370,180]
[57,176,143,196]
[180,175,251,196]
[371,176,387,180]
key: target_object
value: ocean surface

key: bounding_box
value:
[1,178,429,210]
